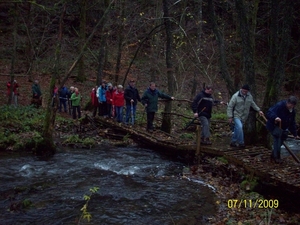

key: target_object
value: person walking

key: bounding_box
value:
[97,81,108,117]
[112,85,125,123]
[70,87,81,119]
[31,80,42,108]
[266,96,299,163]
[192,85,225,145]
[59,84,68,113]
[124,79,141,125]
[227,84,264,148]
[141,82,174,132]
[105,83,115,118]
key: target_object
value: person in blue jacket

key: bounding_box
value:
[59,84,68,113]
[266,96,299,163]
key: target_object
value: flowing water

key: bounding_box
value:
[0,145,217,225]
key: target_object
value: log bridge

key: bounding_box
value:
[83,114,300,194]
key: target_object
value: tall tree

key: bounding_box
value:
[37,1,114,156]
[262,0,294,110]
[39,3,67,156]
[97,0,110,85]
[235,0,258,144]
[115,0,125,85]
[207,0,235,95]
[76,0,87,82]
[161,0,175,134]
[8,2,18,105]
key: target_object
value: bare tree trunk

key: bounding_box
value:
[115,0,125,85]
[161,0,174,134]
[262,0,294,110]
[39,4,67,156]
[207,0,235,96]
[97,33,107,85]
[97,0,109,85]
[8,3,18,105]
[38,0,114,156]
[235,0,257,144]
[76,0,87,82]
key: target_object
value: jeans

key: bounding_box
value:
[12,93,18,107]
[125,104,137,125]
[115,106,123,122]
[59,99,67,112]
[199,116,210,138]
[271,135,283,159]
[231,118,244,144]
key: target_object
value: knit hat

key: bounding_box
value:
[241,84,250,91]
[107,83,112,87]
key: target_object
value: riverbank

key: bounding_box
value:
[1,106,300,224]
[189,156,300,224]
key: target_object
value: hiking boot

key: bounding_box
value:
[205,138,212,145]
[238,143,245,149]
[270,156,282,164]
[230,142,238,147]
[274,158,283,164]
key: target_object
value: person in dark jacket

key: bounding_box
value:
[266,96,299,163]
[192,85,224,145]
[59,84,68,113]
[141,82,174,132]
[31,80,42,108]
[124,79,141,125]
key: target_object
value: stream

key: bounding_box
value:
[0,145,217,225]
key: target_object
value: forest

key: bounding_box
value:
[0,0,299,153]
[1,1,300,224]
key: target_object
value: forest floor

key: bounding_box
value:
[1,75,300,224]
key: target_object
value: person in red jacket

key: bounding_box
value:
[91,86,99,117]
[7,80,19,106]
[112,85,124,123]
[105,83,115,118]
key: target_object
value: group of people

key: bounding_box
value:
[90,80,174,132]
[192,83,299,164]
[52,85,81,119]
[7,78,298,164]
[91,80,141,124]
[32,80,82,120]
